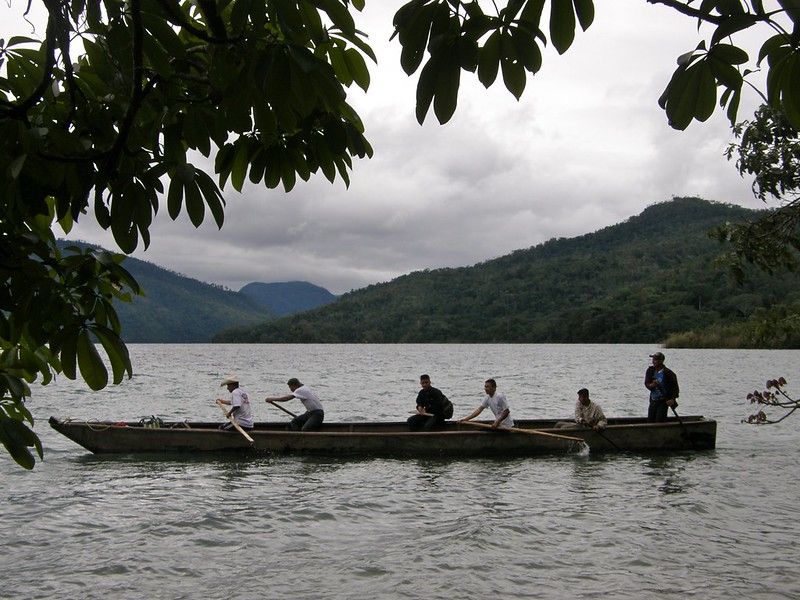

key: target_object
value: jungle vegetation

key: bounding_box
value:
[215,198,800,344]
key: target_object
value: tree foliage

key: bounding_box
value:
[1,0,376,467]
[3,0,800,467]
[714,104,800,280]
[744,377,799,423]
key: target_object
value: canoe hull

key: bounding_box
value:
[49,416,716,457]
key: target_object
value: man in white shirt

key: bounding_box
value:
[459,378,514,428]
[217,375,254,430]
[266,378,325,431]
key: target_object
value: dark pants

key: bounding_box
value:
[291,410,324,431]
[648,400,669,423]
[407,413,445,431]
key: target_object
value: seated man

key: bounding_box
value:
[407,374,450,431]
[556,388,607,430]
[216,375,254,430]
[265,378,325,431]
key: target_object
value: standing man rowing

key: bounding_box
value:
[645,352,679,423]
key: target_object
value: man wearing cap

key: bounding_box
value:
[265,378,324,431]
[217,375,254,430]
[556,388,607,430]
[645,352,679,423]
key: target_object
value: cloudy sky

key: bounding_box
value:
[3,1,769,294]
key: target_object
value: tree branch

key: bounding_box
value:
[645,0,724,25]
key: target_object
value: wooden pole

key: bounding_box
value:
[216,400,254,444]
[459,420,584,442]
[266,400,298,419]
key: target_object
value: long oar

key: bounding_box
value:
[266,400,297,419]
[459,420,583,442]
[594,427,621,450]
[216,400,254,444]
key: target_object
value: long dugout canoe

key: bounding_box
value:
[49,415,716,457]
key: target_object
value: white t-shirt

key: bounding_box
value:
[231,388,254,428]
[481,391,514,427]
[292,386,324,412]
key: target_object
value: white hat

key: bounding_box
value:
[220,375,239,387]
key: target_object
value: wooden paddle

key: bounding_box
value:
[593,427,621,450]
[266,400,298,418]
[670,405,714,447]
[216,399,254,443]
[459,420,583,442]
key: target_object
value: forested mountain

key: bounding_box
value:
[111,258,277,342]
[239,281,337,316]
[59,242,276,342]
[213,198,800,344]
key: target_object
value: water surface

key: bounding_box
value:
[2,344,798,599]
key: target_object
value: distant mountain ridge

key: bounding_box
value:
[58,241,337,342]
[239,281,337,316]
[213,197,800,344]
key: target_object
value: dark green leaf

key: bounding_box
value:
[184,177,205,227]
[167,177,184,220]
[709,43,749,65]
[77,329,108,391]
[231,143,250,192]
[344,48,370,91]
[478,30,501,87]
[501,55,526,99]
[91,326,132,384]
[433,58,461,123]
[711,14,757,46]
[573,0,595,31]
[550,0,576,55]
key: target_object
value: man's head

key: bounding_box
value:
[577,388,590,406]
[650,352,665,366]
[420,374,431,389]
[287,377,302,391]
[484,378,497,395]
[221,375,239,391]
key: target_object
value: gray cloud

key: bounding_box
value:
[4,2,768,295]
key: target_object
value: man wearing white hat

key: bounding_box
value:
[217,375,254,430]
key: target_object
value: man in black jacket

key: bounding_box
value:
[407,374,449,431]
[645,352,680,423]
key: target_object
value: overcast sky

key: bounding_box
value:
[3,1,768,294]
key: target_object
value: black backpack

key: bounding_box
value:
[442,396,454,419]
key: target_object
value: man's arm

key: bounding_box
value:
[266,394,295,403]
[459,406,484,422]
[492,408,510,428]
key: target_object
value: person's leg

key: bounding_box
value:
[407,413,427,430]
[647,401,658,423]
[301,411,324,431]
[423,414,445,431]
[291,412,310,431]
[654,402,669,423]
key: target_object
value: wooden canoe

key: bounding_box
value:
[49,415,716,457]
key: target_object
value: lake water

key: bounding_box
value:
[2,344,799,599]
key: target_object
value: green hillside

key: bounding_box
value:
[113,259,278,342]
[59,243,277,343]
[213,198,800,344]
